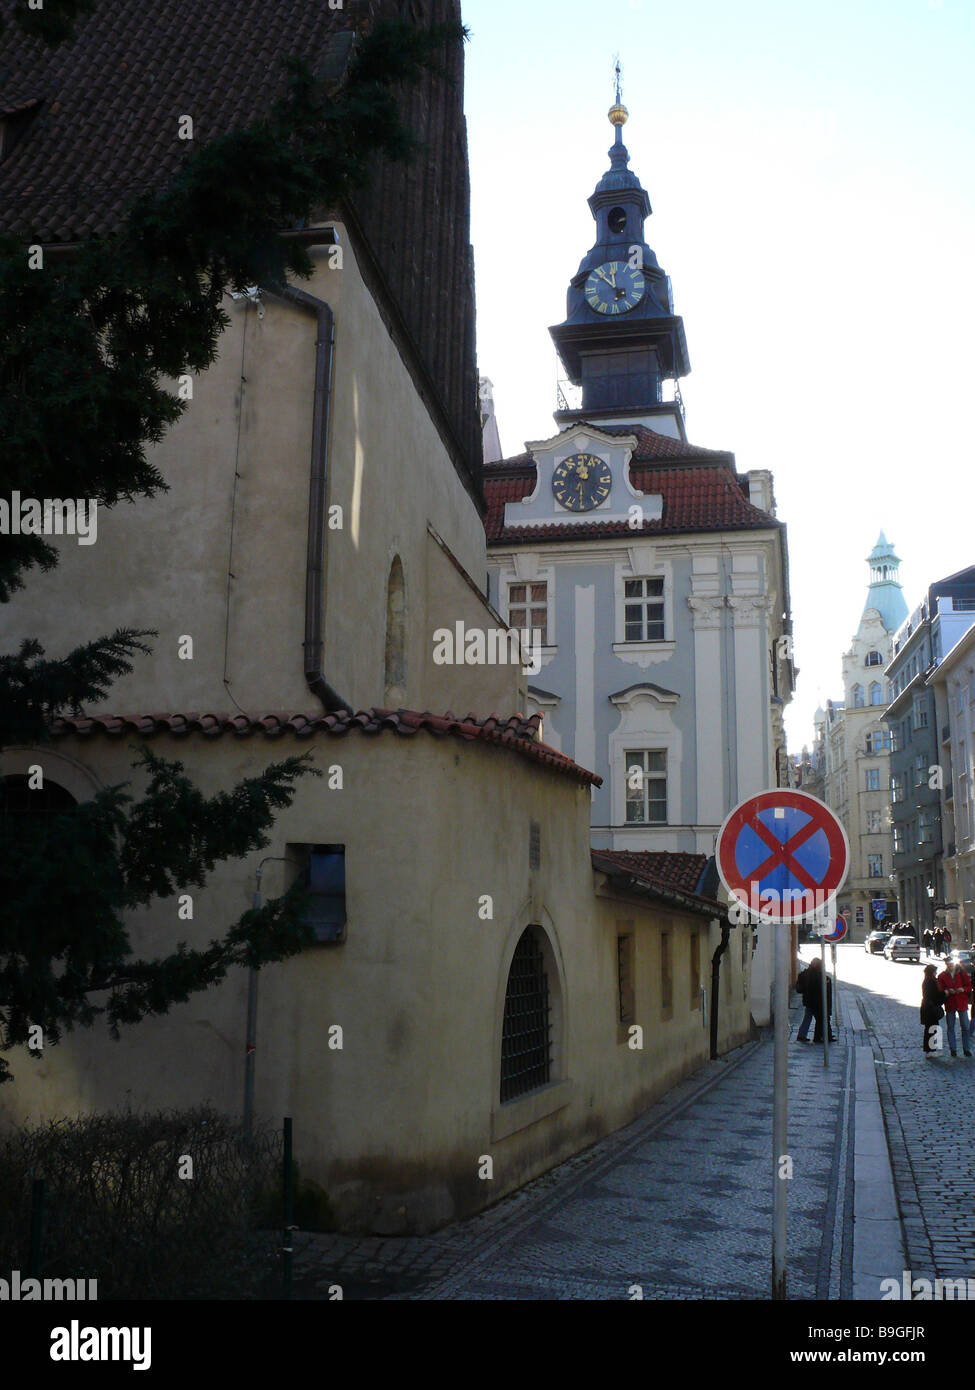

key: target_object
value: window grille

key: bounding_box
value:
[617,934,635,1024]
[500,930,551,1102]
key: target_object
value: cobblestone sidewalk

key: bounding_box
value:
[292,1010,855,1300]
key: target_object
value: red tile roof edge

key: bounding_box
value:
[592,849,725,917]
[49,707,602,787]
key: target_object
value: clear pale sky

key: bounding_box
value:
[461,0,975,753]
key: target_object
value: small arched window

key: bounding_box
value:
[500,928,551,1102]
[865,650,883,667]
[852,684,865,708]
[869,681,884,705]
[383,555,406,705]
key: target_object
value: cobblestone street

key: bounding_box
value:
[837,943,975,1286]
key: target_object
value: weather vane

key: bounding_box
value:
[614,55,623,105]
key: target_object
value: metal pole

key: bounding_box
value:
[821,932,829,1067]
[243,878,262,1143]
[282,1116,294,1300]
[772,919,789,1300]
[831,941,839,1034]
[27,1177,44,1279]
[244,856,291,1141]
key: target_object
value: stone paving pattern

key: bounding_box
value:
[845,957,975,1285]
[293,1009,855,1300]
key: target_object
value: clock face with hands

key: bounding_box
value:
[584,260,645,315]
[552,453,612,512]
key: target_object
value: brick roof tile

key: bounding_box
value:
[50,706,602,787]
[592,849,723,914]
[485,424,774,542]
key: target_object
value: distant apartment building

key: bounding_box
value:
[927,620,975,945]
[884,567,975,933]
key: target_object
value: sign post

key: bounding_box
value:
[716,790,850,1303]
[825,916,847,1038]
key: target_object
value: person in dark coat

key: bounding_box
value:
[922,928,932,955]
[795,956,834,1043]
[934,927,945,957]
[920,964,945,1056]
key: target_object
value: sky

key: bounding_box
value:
[461,0,975,753]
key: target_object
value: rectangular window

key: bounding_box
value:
[625,749,667,823]
[660,931,673,1016]
[890,726,900,753]
[690,933,701,1008]
[866,809,882,833]
[288,843,347,943]
[893,825,905,854]
[915,754,926,787]
[866,730,891,753]
[623,576,665,642]
[913,699,928,730]
[867,853,883,878]
[617,932,635,1025]
[508,581,548,646]
[865,767,881,791]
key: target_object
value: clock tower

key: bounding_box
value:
[550,95,690,440]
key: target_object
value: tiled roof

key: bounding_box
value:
[0,0,482,500]
[484,424,774,543]
[592,849,723,916]
[0,0,369,241]
[50,707,602,787]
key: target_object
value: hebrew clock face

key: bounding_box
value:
[552,453,612,512]
[584,261,645,315]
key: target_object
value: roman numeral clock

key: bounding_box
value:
[552,452,612,512]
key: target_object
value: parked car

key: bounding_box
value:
[864,930,891,955]
[884,934,920,963]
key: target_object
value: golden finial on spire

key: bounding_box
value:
[609,56,628,126]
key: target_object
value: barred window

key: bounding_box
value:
[500,929,551,1103]
[617,933,635,1024]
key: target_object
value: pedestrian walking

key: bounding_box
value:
[922,928,932,955]
[934,926,945,957]
[936,956,973,1058]
[795,956,834,1044]
[943,925,952,955]
[920,964,945,1057]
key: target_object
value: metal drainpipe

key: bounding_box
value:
[262,279,352,715]
[709,921,731,1060]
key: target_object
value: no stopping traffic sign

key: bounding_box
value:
[716,790,850,923]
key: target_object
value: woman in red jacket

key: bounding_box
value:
[936,958,973,1057]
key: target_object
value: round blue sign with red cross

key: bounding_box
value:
[716,790,850,923]
[824,916,848,943]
